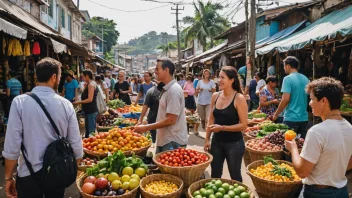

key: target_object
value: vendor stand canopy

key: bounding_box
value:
[187,40,228,62]
[50,38,67,53]
[0,18,27,39]
[256,5,352,55]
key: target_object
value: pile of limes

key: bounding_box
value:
[192,180,250,198]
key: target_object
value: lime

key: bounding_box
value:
[227,190,236,198]
[206,184,214,190]
[233,184,239,188]
[217,187,226,195]
[211,185,218,193]
[211,179,216,184]
[239,192,250,198]
[205,182,211,188]
[215,180,223,188]
[200,188,207,197]
[229,186,234,191]
[195,195,203,198]
[215,192,223,198]
[209,195,216,198]
[204,190,211,198]
[221,183,230,193]
[223,195,231,198]
[233,188,241,196]
[207,189,215,195]
[234,196,240,198]
[193,191,201,197]
[237,186,246,194]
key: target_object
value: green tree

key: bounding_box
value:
[182,1,230,51]
[156,42,177,57]
[105,50,115,64]
[82,17,120,54]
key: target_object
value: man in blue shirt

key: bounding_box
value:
[273,56,309,138]
[61,71,79,102]
[7,70,22,112]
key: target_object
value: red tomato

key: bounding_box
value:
[168,157,173,163]
[191,158,195,163]
[165,156,169,161]
[176,158,180,163]
[188,161,192,165]
[190,153,195,158]
[172,159,177,163]
[166,152,171,156]
[174,163,178,166]
[161,159,165,164]
[178,164,182,167]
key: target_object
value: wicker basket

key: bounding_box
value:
[246,160,303,198]
[245,142,284,162]
[187,178,258,198]
[83,144,151,158]
[140,174,184,198]
[242,132,256,142]
[153,151,213,194]
[77,173,139,198]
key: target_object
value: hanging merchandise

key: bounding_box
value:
[2,38,6,55]
[24,40,30,56]
[32,41,40,55]
[7,39,23,56]
[15,39,23,56]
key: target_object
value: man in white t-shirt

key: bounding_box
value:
[285,77,352,198]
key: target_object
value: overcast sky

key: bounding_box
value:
[80,0,308,44]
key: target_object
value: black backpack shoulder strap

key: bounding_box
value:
[25,92,61,139]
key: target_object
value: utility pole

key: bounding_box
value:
[172,4,184,71]
[101,22,104,56]
[249,0,257,75]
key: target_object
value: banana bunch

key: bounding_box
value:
[7,39,23,56]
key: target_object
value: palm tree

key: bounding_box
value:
[156,42,177,57]
[182,1,230,51]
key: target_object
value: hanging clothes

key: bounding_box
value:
[24,40,30,56]
[32,41,40,55]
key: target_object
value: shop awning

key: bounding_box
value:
[200,53,219,63]
[256,5,352,55]
[219,40,245,53]
[188,40,228,62]
[256,20,307,48]
[0,17,27,39]
[50,38,67,53]
[182,61,194,68]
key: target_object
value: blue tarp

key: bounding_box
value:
[256,20,307,47]
[256,5,352,55]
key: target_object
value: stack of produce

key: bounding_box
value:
[246,138,282,152]
[145,180,179,195]
[80,157,98,166]
[191,180,251,198]
[83,128,151,156]
[153,148,213,194]
[156,148,209,167]
[79,151,147,196]
[248,110,267,122]
[256,123,289,138]
[247,156,302,198]
[117,104,143,113]
[96,109,120,127]
[97,116,138,128]
[249,156,300,182]
[140,174,184,197]
[107,99,126,109]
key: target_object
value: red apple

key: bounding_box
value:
[95,178,109,190]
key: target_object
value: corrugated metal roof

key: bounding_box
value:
[256,5,352,55]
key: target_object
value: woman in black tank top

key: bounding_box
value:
[73,70,98,138]
[204,66,248,181]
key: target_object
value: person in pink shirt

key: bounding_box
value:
[183,75,196,114]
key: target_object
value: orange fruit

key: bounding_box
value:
[285,130,297,141]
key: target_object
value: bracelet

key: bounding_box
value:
[4,177,14,181]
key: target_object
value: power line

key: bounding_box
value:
[87,0,171,12]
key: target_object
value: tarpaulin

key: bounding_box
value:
[256,5,352,55]
[50,38,67,53]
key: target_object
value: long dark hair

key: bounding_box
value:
[221,66,243,94]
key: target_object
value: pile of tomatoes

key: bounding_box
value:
[156,148,208,167]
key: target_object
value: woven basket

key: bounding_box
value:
[245,142,284,162]
[242,132,256,142]
[83,145,151,158]
[187,178,258,198]
[77,173,139,198]
[153,151,213,193]
[140,174,184,198]
[246,160,302,198]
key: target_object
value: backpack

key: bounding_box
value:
[21,93,77,190]
[96,85,108,114]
